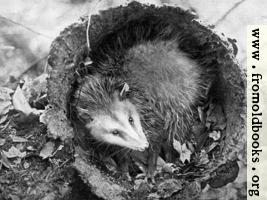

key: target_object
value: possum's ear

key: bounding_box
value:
[118,82,130,100]
[76,107,93,123]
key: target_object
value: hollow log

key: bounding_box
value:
[46,2,246,199]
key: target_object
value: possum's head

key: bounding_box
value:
[74,76,149,151]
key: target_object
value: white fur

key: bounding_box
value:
[86,97,149,151]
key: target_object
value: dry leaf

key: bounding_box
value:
[156,156,166,170]
[157,179,183,198]
[0,101,13,115]
[173,140,191,163]
[8,194,20,200]
[198,150,209,165]
[208,160,239,188]
[147,193,160,200]
[0,87,13,101]
[12,86,43,116]
[23,161,30,169]
[161,163,176,173]
[0,151,13,169]
[209,130,221,141]
[3,146,26,158]
[39,141,55,159]
[0,138,6,146]
[21,74,48,110]
[27,146,35,151]
[13,158,22,165]
[0,114,8,124]
[10,135,28,143]
[21,74,48,101]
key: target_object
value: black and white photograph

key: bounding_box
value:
[0,0,266,199]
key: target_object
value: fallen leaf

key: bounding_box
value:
[0,101,13,115]
[157,179,183,198]
[3,146,26,158]
[198,150,209,165]
[161,163,176,173]
[209,130,221,141]
[0,138,6,146]
[15,143,24,151]
[0,151,13,169]
[0,87,13,101]
[42,192,57,200]
[180,181,202,199]
[8,194,20,200]
[0,120,10,131]
[23,161,30,169]
[13,158,22,165]
[10,135,28,143]
[173,140,191,163]
[39,141,55,159]
[12,86,43,116]
[147,193,160,200]
[27,146,35,151]
[0,114,8,124]
[208,160,239,188]
[21,74,48,108]
[156,156,166,170]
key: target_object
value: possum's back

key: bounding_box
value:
[124,40,207,110]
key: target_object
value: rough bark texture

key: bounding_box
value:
[46,2,246,199]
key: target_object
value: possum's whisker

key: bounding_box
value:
[95,141,106,151]
[103,143,112,156]
[109,147,128,157]
[121,148,131,158]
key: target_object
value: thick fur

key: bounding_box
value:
[89,39,212,143]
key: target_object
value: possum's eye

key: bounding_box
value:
[128,116,134,125]
[112,130,120,135]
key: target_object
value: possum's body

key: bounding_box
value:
[123,41,210,140]
[73,38,213,176]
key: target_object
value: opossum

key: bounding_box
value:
[72,38,213,177]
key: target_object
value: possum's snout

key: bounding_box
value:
[125,130,149,151]
[136,141,149,151]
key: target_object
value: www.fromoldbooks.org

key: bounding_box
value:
[247,25,267,199]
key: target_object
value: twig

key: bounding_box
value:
[0,15,53,39]
[86,0,102,51]
[214,0,246,26]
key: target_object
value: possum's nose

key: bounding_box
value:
[138,141,149,151]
